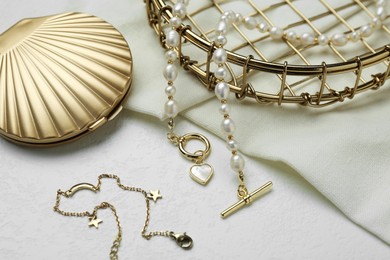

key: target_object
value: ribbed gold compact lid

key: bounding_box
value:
[0,12,133,146]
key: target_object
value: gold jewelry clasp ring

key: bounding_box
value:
[169,232,193,249]
[178,133,211,162]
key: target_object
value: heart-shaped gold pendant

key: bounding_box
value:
[0,12,133,146]
[189,163,214,185]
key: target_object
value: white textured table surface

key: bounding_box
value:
[0,111,389,260]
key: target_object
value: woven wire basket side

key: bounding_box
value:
[146,0,390,107]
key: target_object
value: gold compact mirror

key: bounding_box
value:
[0,12,133,146]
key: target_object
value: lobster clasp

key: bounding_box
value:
[169,232,193,250]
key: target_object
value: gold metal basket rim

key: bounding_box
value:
[145,0,390,107]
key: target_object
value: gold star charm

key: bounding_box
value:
[147,190,162,202]
[88,216,103,229]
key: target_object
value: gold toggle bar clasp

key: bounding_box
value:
[220,181,273,219]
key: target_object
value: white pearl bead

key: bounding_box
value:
[177,0,189,6]
[163,64,178,81]
[376,6,387,21]
[215,35,227,46]
[212,48,228,65]
[224,11,236,24]
[349,31,360,42]
[219,103,231,115]
[235,13,244,24]
[286,31,297,42]
[331,33,348,46]
[221,118,236,135]
[226,139,239,151]
[215,81,230,100]
[172,3,187,19]
[165,85,176,96]
[230,154,245,172]
[166,30,180,48]
[258,22,269,33]
[377,0,386,7]
[300,32,315,45]
[165,99,179,118]
[170,17,182,28]
[220,15,233,26]
[216,21,228,35]
[269,26,284,39]
[317,34,329,46]
[371,17,382,29]
[360,24,373,37]
[244,17,257,30]
[214,67,228,80]
[165,50,178,61]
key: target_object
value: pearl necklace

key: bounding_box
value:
[164,0,251,191]
[215,0,387,46]
[163,0,215,186]
[163,0,273,217]
[211,11,274,217]
[163,0,189,120]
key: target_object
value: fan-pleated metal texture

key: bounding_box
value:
[0,12,133,145]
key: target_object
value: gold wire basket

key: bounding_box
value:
[145,0,390,107]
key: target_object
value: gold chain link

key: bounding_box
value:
[237,170,248,199]
[167,117,180,146]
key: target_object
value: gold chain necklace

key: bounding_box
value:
[53,174,193,259]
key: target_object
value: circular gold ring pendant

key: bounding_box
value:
[178,133,211,162]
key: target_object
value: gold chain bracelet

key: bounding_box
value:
[53,174,193,259]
